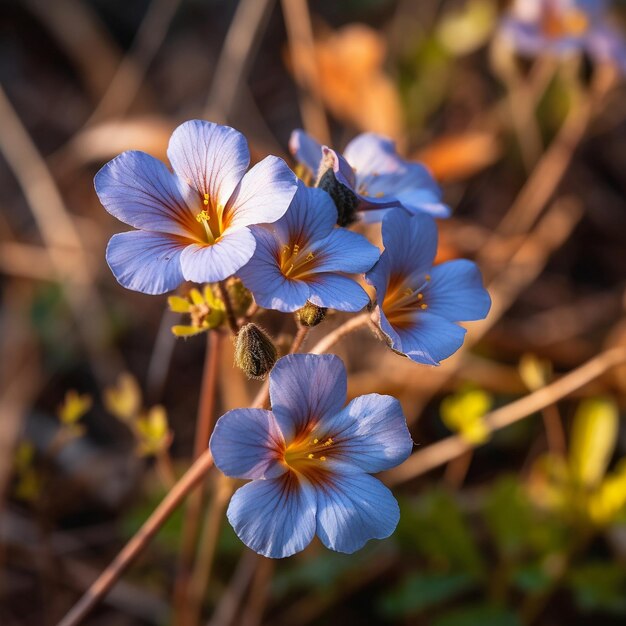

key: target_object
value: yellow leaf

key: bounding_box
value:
[588,460,626,525]
[519,353,553,391]
[104,373,142,422]
[168,295,191,313]
[171,324,207,337]
[569,397,619,488]
[436,0,497,56]
[58,390,92,425]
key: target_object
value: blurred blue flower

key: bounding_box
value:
[500,0,626,71]
[210,353,413,558]
[238,183,379,312]
[290,130,450,222]
[366,210,490,366]
[95,120,298,294]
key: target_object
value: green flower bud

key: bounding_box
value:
[218,277,253,317]
[296,302,327,327]
[234,323,278,379]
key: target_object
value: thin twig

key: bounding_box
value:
[309,312,371,355]
[185,476,233,626]
[0,86,123,384]
[86,0,182,123]
[204,0,276,122]
[174,331,223,622]
[56,450,215,626]
[281,0,331,144]
[384,347,626,486]
[206,551,259,626]
[218,282,240,335]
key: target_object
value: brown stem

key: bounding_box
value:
[173,330,222,623]
[309,312,371,355]
[385,347,626,487]
[183,476,232,626]
[57,450,215,626]
[218,281,240,335]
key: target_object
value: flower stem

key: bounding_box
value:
[173,330,222,623]
[309,312,371,355]
[218,281,239,334]
[57,449,215,626]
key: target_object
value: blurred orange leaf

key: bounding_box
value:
[416,131,501,182]
[310,24,404,140]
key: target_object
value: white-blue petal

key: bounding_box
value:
[269,354,347,441]
[423,259,491,322]
[321,394,413,473]
[210,409,286,480]
[227,474,317,558]
[180,227,256,283]
[316,472,400,554]
[106,230,186,295]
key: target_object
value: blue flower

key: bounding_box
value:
[500,0,626,72]
[95,120,298,294]
[237,182,380,312]
[366,210,491,366]
[290,130,450,222]
[209,353,413,558]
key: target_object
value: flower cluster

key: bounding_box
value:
[95,120,491,558]
[500,0,626,71]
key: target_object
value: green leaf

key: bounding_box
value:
[398,491,484,576]
[566,562,626,614]
[433,604,522,626]
[483,476,532,559]
[379,572,475,617]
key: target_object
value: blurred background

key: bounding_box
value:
[1,0,626,624]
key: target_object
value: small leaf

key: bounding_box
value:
[569,398,618,488]
[58,389,92,425]
[104,373,142,422]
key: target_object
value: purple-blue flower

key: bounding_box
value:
[500,0,626,72]
[290,130,450,222]
[209,353,413,558]
[95,120,298,294]
[237,182,380,312]
[366,210,491,366]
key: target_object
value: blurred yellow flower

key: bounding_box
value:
[58,389,92,426]
[104,373,142,422]
[135,405,171,457]
[441,386,493,445]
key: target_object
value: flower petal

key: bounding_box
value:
[308,274,371,312]
[225,156,298,229]
[273,183,337,244]
[310,228,380,274]
[106,230,186,294]
[381,209,438,278]
[237,227,311,312]
[167,120,249,207]
[394,311,467,365]
[95,151,198,237]
[269,354,347,441]
[289,129,323,176]
[423,259,491,322]
[321,394,413,473]
[316,472,400,553]
[180,227,256,283]
[227,473,317,558]
[343,133,449,217]
[210,409,286,480]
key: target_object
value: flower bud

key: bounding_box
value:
[234,323,278,379]
[296,302,327,327]
[316,167,358,227]
[222,277,253,317]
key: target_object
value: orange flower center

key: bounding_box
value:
[382,273,430,328]
[279,242,319,279]
[541,6,589,39]
[282,431,335,478]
